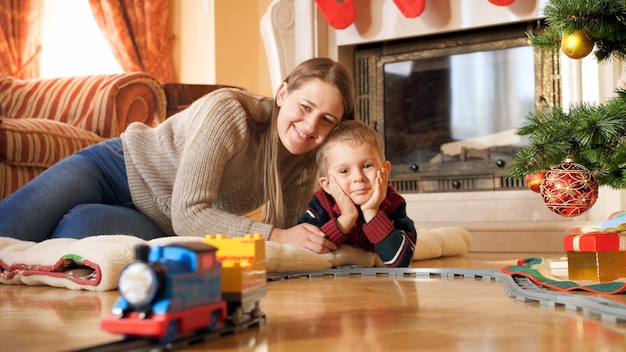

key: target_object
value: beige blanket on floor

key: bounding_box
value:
[0,227,471,291]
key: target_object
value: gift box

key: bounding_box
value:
[567,251,626,282]
[601,210,626,230]
[564,232,626,282]
[563,232,623,252]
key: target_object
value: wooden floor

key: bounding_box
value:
[3,252,626,352]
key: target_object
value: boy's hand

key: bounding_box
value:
[361,167,389,222]
[327,176,358,233]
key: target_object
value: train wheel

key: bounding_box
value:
[230,307,244,325]
[161,320,179,344]
[252,301,262,317]
[209,310,219,331]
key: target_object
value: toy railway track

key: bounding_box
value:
[74,267,626,352]
[267,267,626,323]
[71,314,265,352]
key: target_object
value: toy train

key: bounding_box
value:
[100,234,266,343]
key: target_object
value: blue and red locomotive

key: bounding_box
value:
[101,234,266,343]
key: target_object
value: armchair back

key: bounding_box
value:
[0,72,167,200]
[0,72,167,138]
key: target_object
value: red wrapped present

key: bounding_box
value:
[563,232,623,252]
[564,231,626,282]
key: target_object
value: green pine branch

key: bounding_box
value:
[530,0,626,61]
[508,0,626,189]
[508,90,626,188]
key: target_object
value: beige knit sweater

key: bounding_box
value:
[121,89,316,238]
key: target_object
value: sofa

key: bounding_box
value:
[0,72,167,200]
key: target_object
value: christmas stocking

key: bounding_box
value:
[315,0,356,30]
[393,0,426,18]
[488,0,515,5]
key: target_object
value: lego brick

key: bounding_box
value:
[204,233,265,263]
[203,233,267,293]
[567,251,626,282]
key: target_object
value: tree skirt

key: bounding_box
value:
[502,257,626,294]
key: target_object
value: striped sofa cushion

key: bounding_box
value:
[0,73,166,200]
[0,73,164,138]
[0,117,104,168]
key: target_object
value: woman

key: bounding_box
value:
[0,57,355,254]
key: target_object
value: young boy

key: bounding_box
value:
[297,120,417,267]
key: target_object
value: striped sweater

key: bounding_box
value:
[121,89,316,238]
[297,186,417,267]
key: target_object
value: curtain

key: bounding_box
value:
[88,0,174,82]
[0,0,41,78]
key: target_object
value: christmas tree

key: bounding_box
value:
[508,0,626,190]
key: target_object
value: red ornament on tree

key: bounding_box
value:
[525,169,547,193]
[540,159,598,217]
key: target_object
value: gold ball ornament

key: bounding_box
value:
[561,29,594,59]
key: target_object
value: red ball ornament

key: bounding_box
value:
[540,159,598,217]
[525,170,547,193]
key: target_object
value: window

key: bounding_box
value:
[40,0,122,78]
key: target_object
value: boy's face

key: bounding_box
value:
[320,141,391,205]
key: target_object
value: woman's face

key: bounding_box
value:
[275,78,345,155]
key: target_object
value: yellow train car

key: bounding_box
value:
[203,233,266,323]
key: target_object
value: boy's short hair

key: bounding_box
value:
[317,119,385,174]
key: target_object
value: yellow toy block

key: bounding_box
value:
[203,234,266,293]
[204,233,265,263]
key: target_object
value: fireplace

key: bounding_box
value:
[261,0,623,252]
[353,21,560,193]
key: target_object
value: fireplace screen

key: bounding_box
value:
[354,22,559,193]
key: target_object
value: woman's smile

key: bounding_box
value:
[292,124,312,141]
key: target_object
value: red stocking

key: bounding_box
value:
[314,0,356,30]
[393,0,426,18]
[488,0,515,5]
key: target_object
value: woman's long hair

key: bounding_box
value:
[250,57,355,228]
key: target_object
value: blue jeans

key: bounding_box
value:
[0,138,168,242]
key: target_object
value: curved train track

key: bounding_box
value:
[73,267,626,352]
[269,267,626,323]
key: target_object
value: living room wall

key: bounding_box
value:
[169,0,274,97]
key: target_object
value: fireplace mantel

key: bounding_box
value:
[261,0,626,252]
